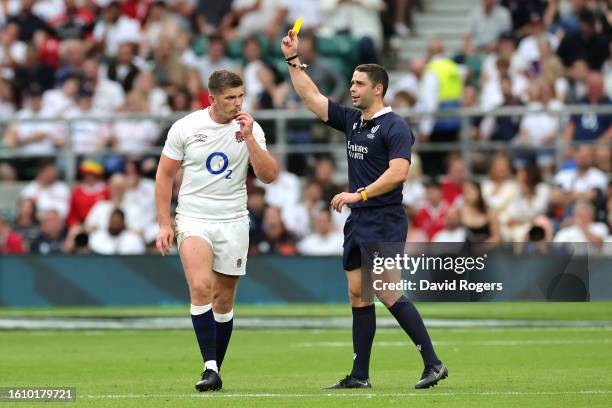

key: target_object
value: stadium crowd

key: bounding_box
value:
[0,0,610,256]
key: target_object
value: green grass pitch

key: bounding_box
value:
[1,303,611,407]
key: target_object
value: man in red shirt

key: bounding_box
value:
[441,155,466,206]
[0,216,25,254]
[67,160,110,227]
[414,182,450,240]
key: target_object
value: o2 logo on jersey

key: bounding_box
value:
[206,152,232,179]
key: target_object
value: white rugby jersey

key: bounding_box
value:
[162,108,267,221]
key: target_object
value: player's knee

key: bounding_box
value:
[189,281,212,304]
[212,290,234,313]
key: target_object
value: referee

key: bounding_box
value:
[281,31,447,389]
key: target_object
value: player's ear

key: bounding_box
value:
[208,93,215,106]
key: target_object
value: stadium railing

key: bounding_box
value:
[0,105,611,184]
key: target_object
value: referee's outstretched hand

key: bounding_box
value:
[331,191,361,213]
[281,30,298,58]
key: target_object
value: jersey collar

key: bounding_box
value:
[360,106,392,128]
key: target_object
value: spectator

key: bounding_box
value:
[242,35,278,110]
[282,179,326,238]
[401,153,426,209]
[250,206,297,255]
[195,0,234,36]
[256,158,301,211]
[0,22,27,80]
[516,12,559,68]
[553,201,608,246]
[552,145,608,212]
[63,225,91,254]
[481,153,519,222]
[432,206,466,242]
[109,91,160,153]
[52,39,87,87]
[556,8,610,70]
[82,57,125,113]
[49,0,96,41]
[183,34,236,86]
[7,0,51,43]
[104,42,142,93]
[89,208,146,254]
[501,0,547,33]
[319,0,384,62]
[313,158,342,204]
[222,0,288,41]
[418,37,464,176]
[467,0,512,52]
[513,80,564,174]
[41,74,80,117]
[0,77,16,118]
[0,215,25,254]
[10,198,40,247]
[414,182,450,240]
[131,71,170,115]
[386,57,424,105]
[481,75,524,142]
[441,155,466,206]
[20,162,70,220]
[93,1,141,58]
[64,82,111,155]
[123,160,157,238]
[30,209,66,254]
[151,37,186,89]
[66,160,110,227]
[565,72,612,143]
[405,206,428,243]
[3,84,65,170]
[460,180,501,243]
[297,208,343,255]
[140,1,182,58]
[503,163,551,241]
[247,186,267,247]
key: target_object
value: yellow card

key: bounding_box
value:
[291,18,303,35]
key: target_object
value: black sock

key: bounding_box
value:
[350,304,376,380]
[190,305,217,369]
[388,296,441,367]
[214,310,234,370]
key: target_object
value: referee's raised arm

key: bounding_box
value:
[281,30,329,121]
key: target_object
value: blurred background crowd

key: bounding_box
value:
[0,0,610,256]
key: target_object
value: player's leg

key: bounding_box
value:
[211,271,239,371]
[178,236,222,391]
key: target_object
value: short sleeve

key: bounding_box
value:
[161,122,185,161]
[325,99,349,133]
[253,121,267,151]
[386,120,415,162]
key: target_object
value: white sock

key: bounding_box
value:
[213,309,234,323]
[205,360,218,373]
[190,303,212,315]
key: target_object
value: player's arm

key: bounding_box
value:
[331,159,409,212]
[155,154,181,255]
[235,112,279,184]
[280,30,329,121]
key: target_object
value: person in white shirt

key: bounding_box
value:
[467,0,512,52]
[0,22,27,80]
[110,92,160,153]
[256,156,301,211]
[481,153,519,223]
[3,86,65,156]
[20,163,70,220]
[297,208,344,255]
[82,58,125,113]
[553,201,609,251]
[432,206,466,243]
[282,180,326,238]
[40,75,80,117]
[155,69,278,391]
[183,34,237,86]
[552,145,608,204]
[89,208,146,254]
[93,2,142,57]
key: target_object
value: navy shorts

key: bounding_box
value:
[342,205,408,271]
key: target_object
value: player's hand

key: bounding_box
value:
[156,224,175,256]
[331,192,361,213]
[281,30,298,58]
[235,111,254,138]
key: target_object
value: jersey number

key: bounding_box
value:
[206,152,232,179]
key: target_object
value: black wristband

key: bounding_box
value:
[285,54,299,62]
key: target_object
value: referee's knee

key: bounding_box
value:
[348,288,371,307]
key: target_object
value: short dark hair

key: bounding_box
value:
[355,64,389,96]
[208,70,244,95]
